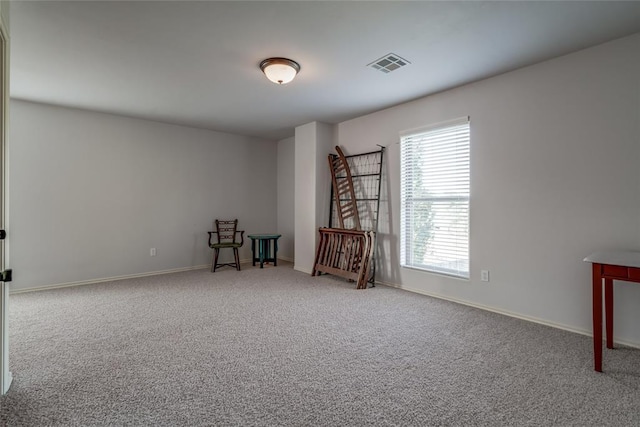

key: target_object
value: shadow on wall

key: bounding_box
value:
[377,215,401,285]
[375,146,401,286]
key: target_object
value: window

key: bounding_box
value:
[400,117,470,278]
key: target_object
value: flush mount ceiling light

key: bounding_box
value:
[259,58,300,85]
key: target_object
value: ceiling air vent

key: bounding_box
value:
[368,53,411,73]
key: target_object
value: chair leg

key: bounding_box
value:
[213,248,220,272]
[234,248,241,271]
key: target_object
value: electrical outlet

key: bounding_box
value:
[481,270,490,282]
[150,248,156,257]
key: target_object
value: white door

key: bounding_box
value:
[0,4,11,394]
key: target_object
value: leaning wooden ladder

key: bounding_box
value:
[312,146,375,289]
[328,146,361,230]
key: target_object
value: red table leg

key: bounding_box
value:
[592,263,603,372]
[605,278,614,349]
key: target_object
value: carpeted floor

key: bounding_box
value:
[1,263,639,426]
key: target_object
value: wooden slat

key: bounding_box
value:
[311,227,375,289]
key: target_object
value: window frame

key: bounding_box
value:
[399,117,471,279]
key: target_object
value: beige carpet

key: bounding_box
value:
[1,263,639,426]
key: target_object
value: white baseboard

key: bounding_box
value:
[10,264,215,294]
[277,256,294,263]
[10,256,289,294]
[376,279,640,350]
[294,266,313,275]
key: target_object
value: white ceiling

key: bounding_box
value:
[9,1,640,140]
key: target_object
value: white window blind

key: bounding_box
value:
[400,117,470,278]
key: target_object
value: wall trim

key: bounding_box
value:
[10,264,216,294]
[376,279,640,350]
[0,5,11,395]
[294,265,313,275]
[10,256,294,294]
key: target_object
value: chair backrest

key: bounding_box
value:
[215,219,238,244]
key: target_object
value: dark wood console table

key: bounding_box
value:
[584,250,640,372]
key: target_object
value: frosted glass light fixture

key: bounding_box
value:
[259,58,300,85]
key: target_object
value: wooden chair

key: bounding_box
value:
[208,219,244,272]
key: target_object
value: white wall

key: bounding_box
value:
[277,136,294,261]
[293,121,333,273]
[9,100,278,291]
[294,123,315,273]
[314,123,333,233]
[335,34,640,345]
